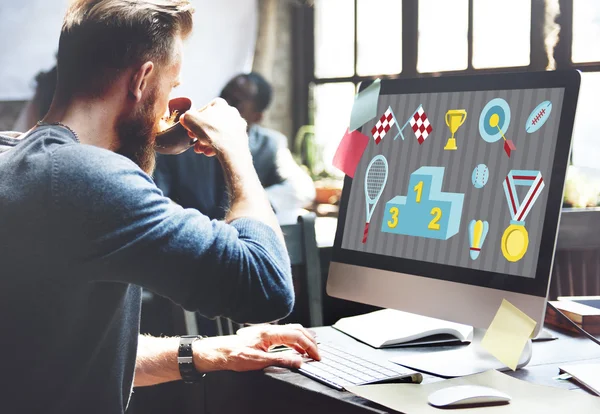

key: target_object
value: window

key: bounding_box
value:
[299,0,600,182]
[572,72,600,168]
[357,0,403,76]
[472,0,531,69]
[311,0,403,175]
[572,0,600,63]
[312,82,356,172]
[569,0,600,169]
[314,0,354,78]
[418,0,468,73]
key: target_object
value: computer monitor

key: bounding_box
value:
[327,71,580,345]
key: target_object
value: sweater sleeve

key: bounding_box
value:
[50,145,294,323]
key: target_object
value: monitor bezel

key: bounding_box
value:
[332,70,580,298]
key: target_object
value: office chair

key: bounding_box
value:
[280,212,324,328]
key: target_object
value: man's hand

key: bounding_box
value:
[179,98,249,159]
[193,324,321,373]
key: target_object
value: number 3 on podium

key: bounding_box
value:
[387,207,399,229]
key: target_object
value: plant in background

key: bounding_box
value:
[294,124,344,181]
[293,125,320,180]
[294,125,343,206]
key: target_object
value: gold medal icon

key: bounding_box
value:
[501,222,529,262]
[501,170,545,263]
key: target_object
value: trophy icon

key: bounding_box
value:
[444,109,467,150]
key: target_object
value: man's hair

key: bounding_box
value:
[57,0,194,97]
[221,72,273,113]
[246,72,272,112]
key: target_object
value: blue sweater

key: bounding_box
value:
[0,126,293,413]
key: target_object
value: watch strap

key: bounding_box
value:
[178,335,206,383]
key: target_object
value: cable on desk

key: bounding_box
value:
[546,301,600,347]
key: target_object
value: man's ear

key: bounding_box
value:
[129,62,154,102]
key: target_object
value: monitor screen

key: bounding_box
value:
[337,84,567,289]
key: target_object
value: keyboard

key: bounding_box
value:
[298,342,422,391]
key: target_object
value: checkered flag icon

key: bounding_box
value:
[371,107,396,145]
[409,106,433,145]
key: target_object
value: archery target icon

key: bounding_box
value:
[479,98,516,157]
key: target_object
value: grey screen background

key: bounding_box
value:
[341,87,565,279]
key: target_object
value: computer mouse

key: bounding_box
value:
[428,385,511,408]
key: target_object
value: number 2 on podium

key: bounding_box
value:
[387,207,399,228]
[429,207,442,230]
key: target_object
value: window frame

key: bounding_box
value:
[291,0,599,161]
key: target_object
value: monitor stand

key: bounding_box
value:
[390,328,532,378]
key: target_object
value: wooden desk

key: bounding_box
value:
[202,326,600,414]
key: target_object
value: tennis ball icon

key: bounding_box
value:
[472,164,489,189]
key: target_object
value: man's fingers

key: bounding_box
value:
[193,137,212,151]
[285,343,312,357]
[203,148,216,157]
[193,145,217,157]
[229,348,303,372]
[286,324,318,346]
[293,333,321,361]
[269,331,320,361]
[194,146,216,157]
[260,350,303,369]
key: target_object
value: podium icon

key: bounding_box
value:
[381,167,464,240]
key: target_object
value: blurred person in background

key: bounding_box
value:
[12,64,57,132]
[154,72,315,224]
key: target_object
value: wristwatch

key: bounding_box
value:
[178,335,206,383]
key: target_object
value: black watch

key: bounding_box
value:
[178,335,206,383]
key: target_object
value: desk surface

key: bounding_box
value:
[204,326,600,414]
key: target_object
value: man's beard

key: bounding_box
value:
[116,90,159,175]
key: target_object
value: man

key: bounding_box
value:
[0,1,319,413]
[154,72,315,223]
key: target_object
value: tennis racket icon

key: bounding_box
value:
[362,155,389,243]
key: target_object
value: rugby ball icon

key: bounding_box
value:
[525,101,552,133]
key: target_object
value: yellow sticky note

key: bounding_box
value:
[480,299,537,371]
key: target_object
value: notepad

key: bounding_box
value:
[349,79,381,131]
[332,309,473,349]
[559,363,600,396]
[332,129,370,178]
[480,299,537,371]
